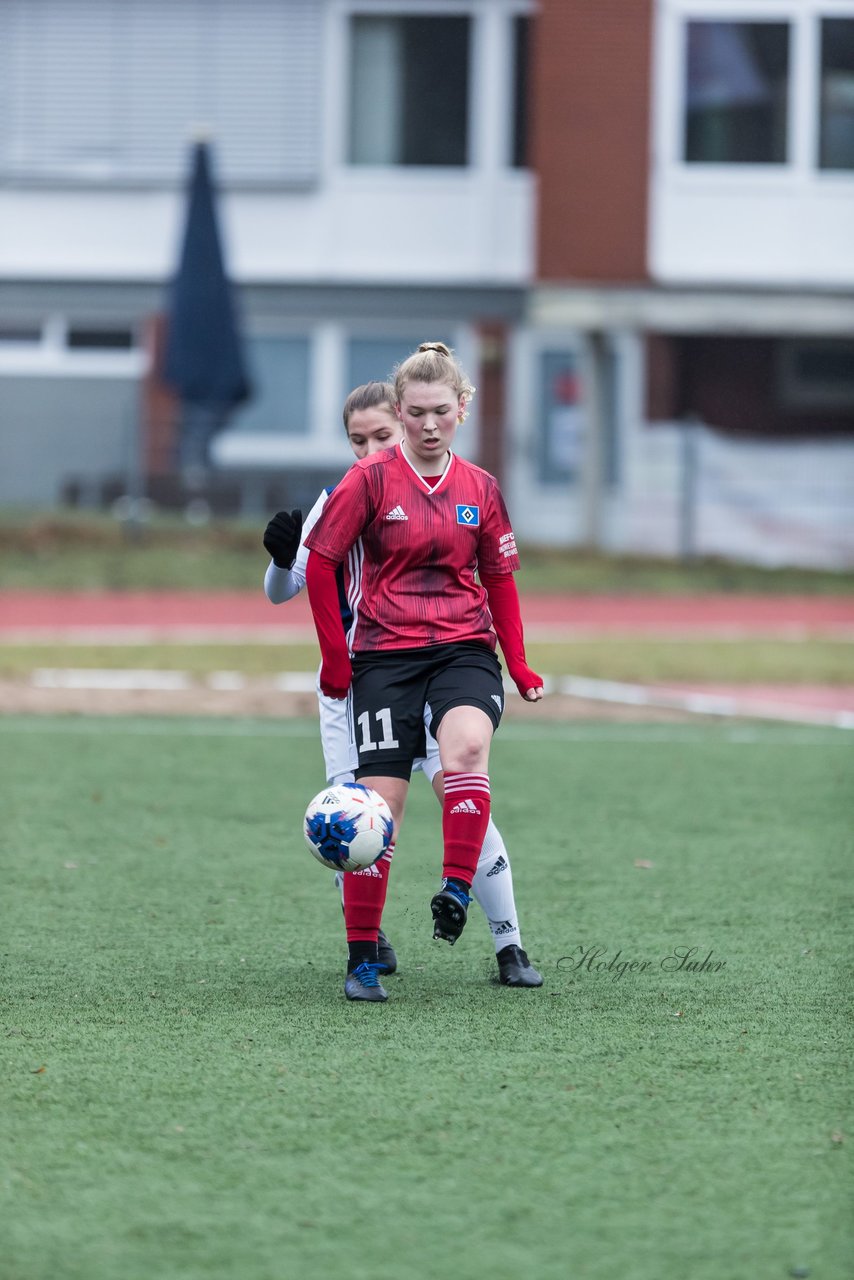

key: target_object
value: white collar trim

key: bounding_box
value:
[399,441,454,493]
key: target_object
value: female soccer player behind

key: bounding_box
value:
[263,381,543,1000]
[305,344,543,1001]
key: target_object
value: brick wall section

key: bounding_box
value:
[141,313,178,477]
[533,0,654,282]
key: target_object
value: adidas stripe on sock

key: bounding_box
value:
[343,843,394,943]
[470,819,522,952]
[442,772,490,885]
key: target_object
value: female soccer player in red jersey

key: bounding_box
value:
[264,381,543,998]
[305,343,543,1001]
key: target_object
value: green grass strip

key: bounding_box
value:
[2,509,852,593]
[3,636,852,684]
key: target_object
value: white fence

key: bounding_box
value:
[622,423,854,569]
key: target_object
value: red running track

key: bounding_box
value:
[1,591,853,634]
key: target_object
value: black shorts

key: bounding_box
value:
[351,642,505,781]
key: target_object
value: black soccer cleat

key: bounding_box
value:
[496,945,543,988]
[377,929,398,975]
[431,881,472,945]
[344,961,388,1002]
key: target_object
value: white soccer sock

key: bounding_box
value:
[470,818,522,953]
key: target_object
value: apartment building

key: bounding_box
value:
[1,0,852,562]
[518,0,854,562]
[0,0,533,510]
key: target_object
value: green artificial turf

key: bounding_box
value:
[2,716,852,1280]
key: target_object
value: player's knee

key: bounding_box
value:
[442,735,489,774]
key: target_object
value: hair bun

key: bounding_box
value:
[418,341,451,357]
[393,341,475,405]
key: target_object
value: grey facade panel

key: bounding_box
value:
[0,375,137,504]
[0,280,527,326]
[0,279,526,510]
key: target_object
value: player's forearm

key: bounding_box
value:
[306,552,352,698]
[264,560,302,604]
[480,570,543,697]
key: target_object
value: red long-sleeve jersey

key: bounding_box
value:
[304,444,542,699]
[304,444,518,651]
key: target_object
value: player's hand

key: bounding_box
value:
[319,654,352,701]
[263,508,303,568]
[509,663,544,701]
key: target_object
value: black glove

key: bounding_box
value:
[263,508,303,569]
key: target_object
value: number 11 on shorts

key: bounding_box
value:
[357,707,400,751]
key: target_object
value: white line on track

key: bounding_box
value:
[25,667,854,728]
[18,667,854,729]
[206,671,247,691]
[31,668,193,690]
[274,673,318,693]
[555,675,854,730]
[0,628,317,645]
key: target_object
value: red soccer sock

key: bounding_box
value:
[442,773,491,886]
[343,843,394,943]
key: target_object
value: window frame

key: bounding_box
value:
[333,0,533,176]
[657,0,854,185]
[347,12,473,167]
[0,314,144,377]
[817,14,854,171]
[231,331,313,438]
[216,319,478,468]
[681,17,793,166]
[778,337,854,409]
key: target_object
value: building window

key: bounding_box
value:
[346,337,423,398]
[511,15,532,168]
[0,324,41,345]
[538,352,584,484]
[233,337,309,435]
[779,339,854,410]
[819,19,854,170]
[348,16,470,165]
[67,328,135,351]
[684,21,790,163]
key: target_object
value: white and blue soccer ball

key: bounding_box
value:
[303,782,394,872]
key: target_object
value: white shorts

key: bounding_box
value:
[316,675,441,787]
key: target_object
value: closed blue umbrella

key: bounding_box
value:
[164,140,251,480]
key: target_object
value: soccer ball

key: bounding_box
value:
[303,782,394,872]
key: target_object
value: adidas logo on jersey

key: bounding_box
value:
[450,798,481,815]
[486,855,508,877]
[385,505,408,521]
